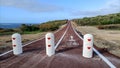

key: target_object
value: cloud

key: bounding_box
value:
[100,0,120,13]
[72,0,120,17]
[0,0,64,12]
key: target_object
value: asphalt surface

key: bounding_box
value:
[0,21,120,68]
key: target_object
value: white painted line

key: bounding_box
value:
[0,24,67,57]
[23,38,44,47]
[0,50,13,56]
[73,27,83,40]
[71,22,83,40]
[93,48,116,68]
[0,38,44,57]
[71,22,116,68]
[55,24,70,49]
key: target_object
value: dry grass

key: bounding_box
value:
[0,32,47,54]
[0,25,65,54]
[75,25,120,57]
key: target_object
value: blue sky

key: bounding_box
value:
[0,0,120,23]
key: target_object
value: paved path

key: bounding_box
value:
[0,21,119,68]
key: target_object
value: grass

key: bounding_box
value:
[0,32,15,36]
[75,24,120,57]
[21,30,42,34]
[0,31,47,54]
[0,30,42,36]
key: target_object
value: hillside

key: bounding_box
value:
[71,13,120,57]
[0,20,67,54]
[72,13,120,26]
[0,20,67,35]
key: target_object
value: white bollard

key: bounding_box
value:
[45,33,55,57]
[82,34,93,58]
[12,33,23,55]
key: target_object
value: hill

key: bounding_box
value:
[72,13,120,26]
[0,20,67,35]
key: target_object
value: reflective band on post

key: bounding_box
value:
[87,47,91,49]
[48,45,51,47]
[13,38,16,40]
[13,45,16,47]
[88,39,91,41]
[48,37,51,40]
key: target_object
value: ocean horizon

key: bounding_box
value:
[0,23,39,29]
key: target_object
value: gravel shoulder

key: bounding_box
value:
[72,22,120,57]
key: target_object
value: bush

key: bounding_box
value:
[97,25,120,30]
[39,20,67,31]
[20,24,39,32]
[73,13,120,26]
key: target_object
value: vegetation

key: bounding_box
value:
[39,20,67,31]
[20,20,67,32]
[97,24,120,30]
[0,20,67,35]
[20,24,39,32]
[0,28,16,35]
[72,13,120,26]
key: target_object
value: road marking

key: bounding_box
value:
[0,24,67,57]
[0,50,13,56]
[0,38,44,57]
[23,38,44,47]
[54,23,70,49]
[71,22,116,68]
[93,48,116,68]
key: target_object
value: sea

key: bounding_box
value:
[0,23,39,29]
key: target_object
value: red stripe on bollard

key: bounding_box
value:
[87,47,91,50]
[48,45,51,47]
[13,45,16,47]
[88,39,91,41]
[13,38,16,40]
[48,37,51,40]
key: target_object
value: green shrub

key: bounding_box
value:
[73,13,120,26]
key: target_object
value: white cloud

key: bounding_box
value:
[0,0,64,12]
[100,0,120,13]
[72,0,120,17]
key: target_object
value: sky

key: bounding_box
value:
[0,0,120,23]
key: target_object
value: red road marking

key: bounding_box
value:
[13,45,16,47]
[48,45,51,47]
[48,37,51,40]
[13,38,16,40]
[88,39,91,41]
[87,47,91,49]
